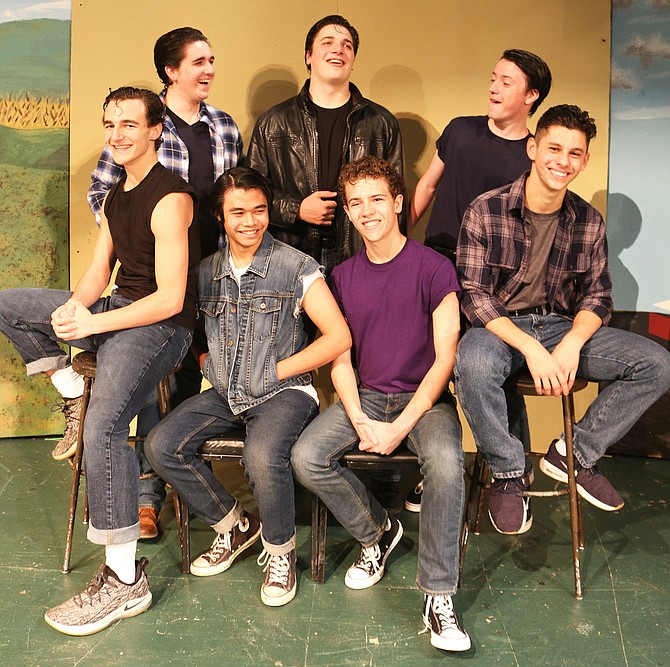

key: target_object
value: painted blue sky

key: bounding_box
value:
[609,0,670,314]
[0,0,70,22]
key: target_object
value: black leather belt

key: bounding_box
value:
[508,304,551,317]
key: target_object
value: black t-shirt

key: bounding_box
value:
[167,108,219,258]
[313,99,352,249]
[104,163,200,330]
[425,115,531,252]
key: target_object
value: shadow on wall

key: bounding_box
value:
[244,67,300,143]
[603,191,642,317]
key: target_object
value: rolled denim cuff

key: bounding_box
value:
[88,520,140,546]
[261,532,295,556]
[211,499,244,534]
[26,355,68,376]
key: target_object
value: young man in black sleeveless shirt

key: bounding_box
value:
[0,86,198,635]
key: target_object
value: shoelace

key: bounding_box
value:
[207,531,232,560]
[50,397,80,421]
[413,481,423,495]
[257,550,291,586]
[73,568,115,608]
[354,543,382,574]
[430,595,459,630]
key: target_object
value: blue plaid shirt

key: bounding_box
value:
[457,172,612,328]
[87,92,243,217]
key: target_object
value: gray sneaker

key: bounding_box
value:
[258,549,297,607]
[44,558,152,636]
[51,395,84,460]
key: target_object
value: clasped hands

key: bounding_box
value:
[352,413,406,456]
[51,299,94,341]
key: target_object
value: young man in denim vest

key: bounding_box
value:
[456,105,670,535]
[146,167,350,607]
[292,157,470,652]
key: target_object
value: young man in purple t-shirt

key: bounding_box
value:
[292,157,470,653]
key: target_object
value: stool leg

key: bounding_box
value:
[157,375,171,419]
[311,493,327,583]
[62,376,92,574]
[175,493,190,574]
[473,455,489,536]
[563,393,584,600]
[459,452,482,584]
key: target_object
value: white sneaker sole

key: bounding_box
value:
[344,521,404,590]
[190,524,262,577]
[540,457,624,511]
[261,581,297,607]
[403,499,421,513]
[44,591,152,636]
[429,627,472,652]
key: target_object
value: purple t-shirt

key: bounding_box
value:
[329,239,460,394]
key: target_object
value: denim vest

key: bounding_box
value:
[199,232,322,414]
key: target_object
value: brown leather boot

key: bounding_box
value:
[139,507,160,540]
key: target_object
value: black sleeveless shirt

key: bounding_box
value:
[104,162,200,330]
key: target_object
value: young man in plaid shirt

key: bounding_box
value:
[455,104,670,535]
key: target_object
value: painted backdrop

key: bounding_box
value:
[0,1,71,436]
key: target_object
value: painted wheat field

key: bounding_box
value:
[0,18,70,437]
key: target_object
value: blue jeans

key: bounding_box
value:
[145,387,319,554]
[455,314,670,478]
[0,288,192,544]
[291,389,464,595]
[136,350,202,510]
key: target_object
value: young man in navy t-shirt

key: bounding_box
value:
[292,157,470,653]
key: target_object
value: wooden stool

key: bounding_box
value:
[310,445,420,584]
[62,351,174,574]
[459,372,588,599]
[174,433,247,573]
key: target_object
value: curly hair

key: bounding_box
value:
[338,156,406,201]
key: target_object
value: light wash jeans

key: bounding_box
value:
[455,314,670,478]
[0,288,192,544]
[145,387,318,555]
[291,389,465,595]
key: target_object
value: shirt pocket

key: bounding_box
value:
[249,296,281,342]
[199,298,226,346]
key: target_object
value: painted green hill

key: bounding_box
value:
[0,124,68,169]
[0,19,70,97]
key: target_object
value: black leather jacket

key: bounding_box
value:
[248,80,403,273]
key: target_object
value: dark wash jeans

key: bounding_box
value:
[145,386,318,554]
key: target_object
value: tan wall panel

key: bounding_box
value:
[70,0,610,450]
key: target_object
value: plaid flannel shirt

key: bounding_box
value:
[87,92,243,218]
[457,172,612,328]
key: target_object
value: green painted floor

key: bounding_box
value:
[0,438,668,666]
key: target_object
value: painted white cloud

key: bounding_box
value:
[2,1,70,22]
[621,34,670,67]
[611,65,639,89]
[650,0,670,11]
[612,104,670,120]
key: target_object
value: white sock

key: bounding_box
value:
[105,541,137,584]
[51,366,85,399]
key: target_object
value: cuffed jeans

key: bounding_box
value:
[291,389,465,595]
[0,288,192,544]
[455,314,670,478]
[145,387,319,554]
